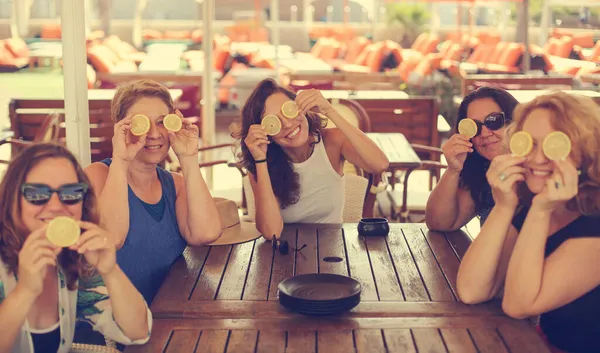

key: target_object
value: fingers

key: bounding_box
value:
[78,220,99,231]
[71,229,111,253]
[499,173,525,192]
[489,155,526,175]
[449,135,473,148]
[31,255,57,271]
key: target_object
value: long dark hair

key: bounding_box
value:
[232,79,327,208]
[0,143,99,290]
[456,87,519,210]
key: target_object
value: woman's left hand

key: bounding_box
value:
[169,110,200,158]
[532,160,579,212]
[70,221,117,276]
[295,89,333,116]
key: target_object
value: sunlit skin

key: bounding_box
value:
[20,158,83,233]
[468,98,509,161]
[264,93,311,151]
[126,97,171,165]
[521,108,579,194]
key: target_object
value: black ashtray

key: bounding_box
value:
[357,218,390,236]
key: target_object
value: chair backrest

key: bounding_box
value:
[35,112,61,143]
[242,173,370,223]
[325,98,371,132]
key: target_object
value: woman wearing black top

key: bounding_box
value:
[456,92,600,353]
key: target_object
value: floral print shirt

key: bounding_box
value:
[0,259,152,353]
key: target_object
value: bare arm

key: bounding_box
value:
[457,205,519,304]
[0,285,36,351]
[85,160,130,249]
[250,166,284,240]
[425,169,478,231]
[173,156,222,246]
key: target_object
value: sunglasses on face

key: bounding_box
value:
[463,112,506,137]
[21,183,89,206]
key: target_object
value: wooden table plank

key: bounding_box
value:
[386,226,429,301]
[366,133,422,170]
[440,329,477,353]
[364,236,404,301]
[286,331,316,353]
[497,322,551,353]
[318,228,348,275]
[343,226,379,301]
[444,230,473,260]
[197,330,229,353]
[164,330,200,353]
[317,331,355,353]
[383,329,417,353]
[412,328,447,352]
[268,228,296,300]
[216,242,255,300]
[403,227,455,302]
[190,246,232,300]
[256,331,286,353]
[295,227,318,275]
[355,330,386,353]
[469,328,510,353]
[423,228,464,299]
[242,239,275,301]
[225,330,258,353]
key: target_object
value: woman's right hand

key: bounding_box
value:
[16,226,61,298]
[486,154,527,209]
[244,125,270,161]
[112,116,147,162]
[441,134,474,172]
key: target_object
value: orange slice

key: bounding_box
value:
[458,119,479,138]
[281,101,299,119]
[163,114,182,132]
[261,114,282,136]
[130,114,150,136]
[509,131,533,157]
[543,131,571,161]
[46,217,80,247]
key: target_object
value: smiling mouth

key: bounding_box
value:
[529,169,552,177]
[145,145,163,150]
[285,126,300,139]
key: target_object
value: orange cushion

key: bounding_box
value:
[142,29,163,40]
[363,43,386,72]
[87,45,119,73]
[555,36,574,58]
[5,37,28,58]
[345,37,370,63]
[498,43,524,67]
[412,33,428,52]
[41,24,61,39]
[573,33,594,48]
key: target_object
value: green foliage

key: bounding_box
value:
[385,3,430,44]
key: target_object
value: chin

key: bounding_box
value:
[525,179,545,195]
[138,147,168,165]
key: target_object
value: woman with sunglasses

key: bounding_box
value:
[234,79,388,239]
[84,79,222,306]
[0,143,151,353]
[426,87,519,231]
[457,92,600,352]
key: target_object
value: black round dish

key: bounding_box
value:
[357,217,390,236]
[278,273,362,301]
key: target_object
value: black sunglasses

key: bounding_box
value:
[21,183,89,206]
[466,112,506,137]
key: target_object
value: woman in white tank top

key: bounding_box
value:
[233,79,389,240]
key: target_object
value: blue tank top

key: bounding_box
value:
[100,158,187,304]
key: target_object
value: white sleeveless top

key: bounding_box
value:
[280,137,345,224]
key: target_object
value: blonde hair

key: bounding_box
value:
[508,91,600,215]
[110,79,174,122]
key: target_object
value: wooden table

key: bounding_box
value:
[507,89,600,104]
[125,223,549,353]
[8,88,183,102]
[581,74,600,85]
[459,72,574,96]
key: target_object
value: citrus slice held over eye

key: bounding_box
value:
[458,118,478,138]
[509,131,533,157]
[46,216,80,247]
[130,114,150,136]
[281,101,299,119]
[543,131,571,161]
[261,114,282,136]
[163,113,182,132]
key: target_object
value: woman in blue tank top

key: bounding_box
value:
[456,92,600,353]
[84,79,222,305]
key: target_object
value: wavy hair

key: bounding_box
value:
[231,79,327,208]
[0,143,99,290]
[508,91,600,216]
[456,87,519,211]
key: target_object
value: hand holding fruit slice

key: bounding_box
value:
[163,113,182,132]
[458,119,478,138]
[47,217,80,247]
[281,101,299,119]
[509,131,533,157]
[130,114,150,136]
[543,131,571,161]
[261,114,282,136]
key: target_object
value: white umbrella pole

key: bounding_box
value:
[202,0,216,189]
[61,0,91,167]
[271,0,280,82]
[540,0,551,46]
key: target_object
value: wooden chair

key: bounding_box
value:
[0,112,61,164]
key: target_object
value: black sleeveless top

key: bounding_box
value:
[31,324,60,353]
[512,209,600,353]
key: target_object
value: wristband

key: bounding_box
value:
[255,159,267,163]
